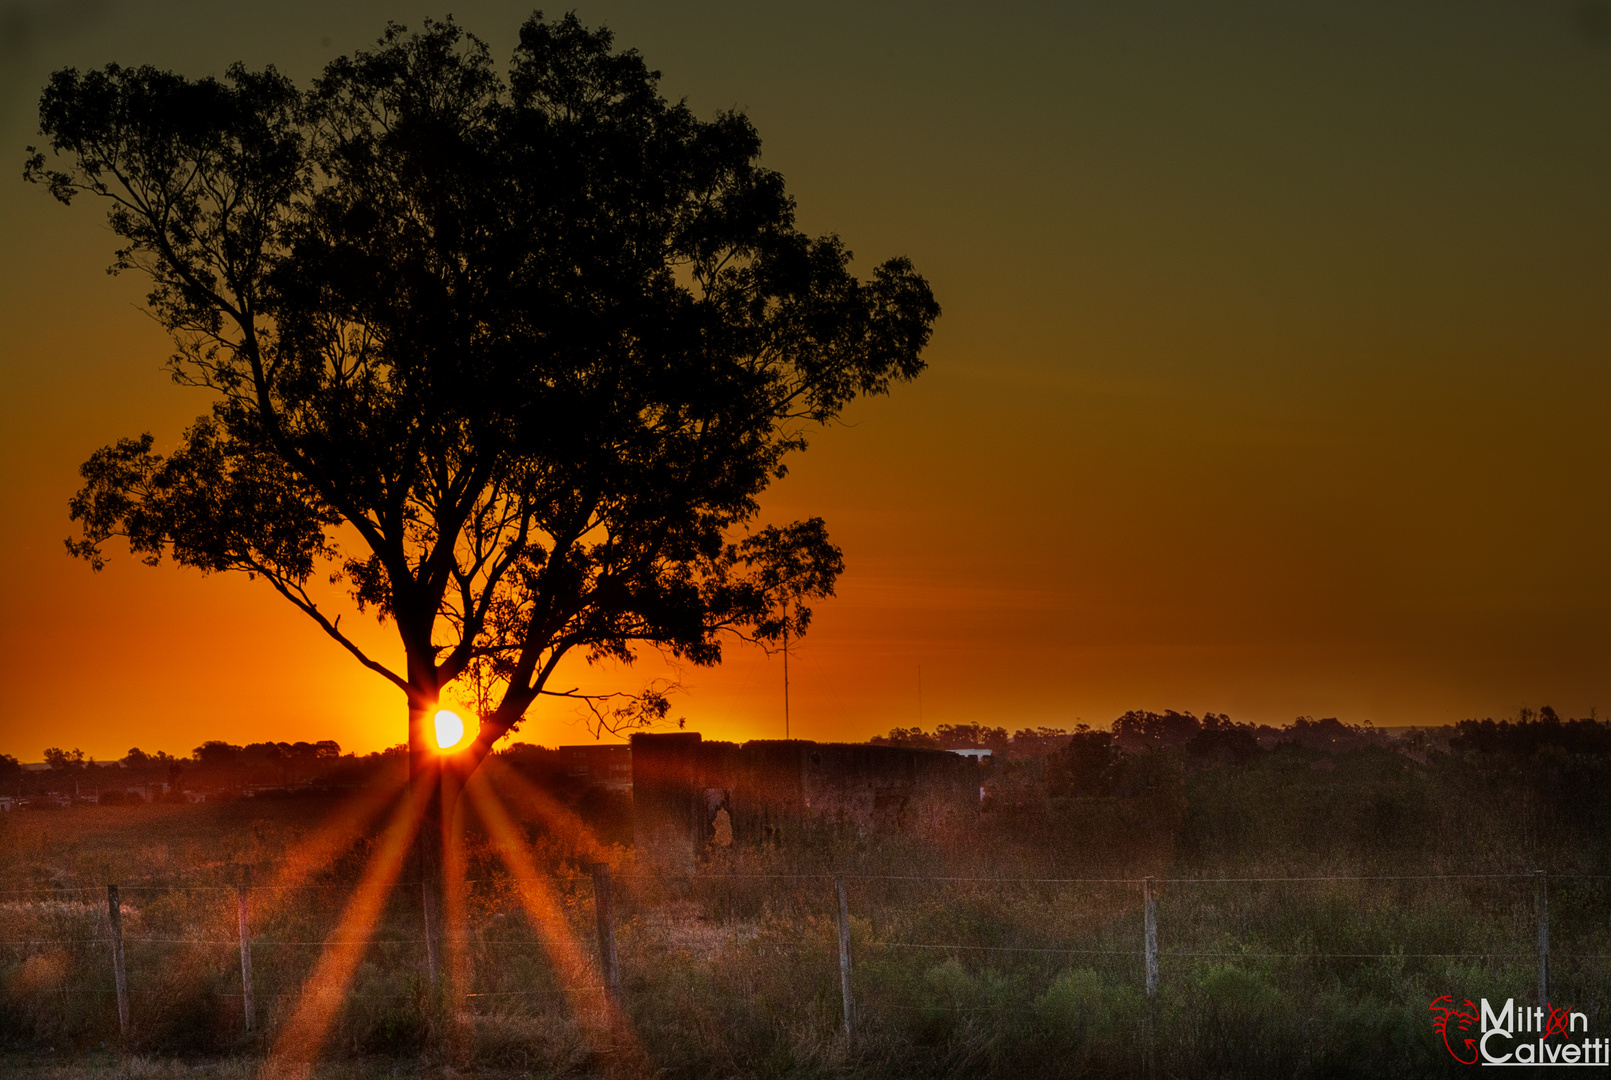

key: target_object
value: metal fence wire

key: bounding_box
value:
[0,867,1590,1042]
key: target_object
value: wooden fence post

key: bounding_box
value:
[835,874,855,1038]
[236,865,255,1032]
[591,862,620,1001]
[1537,869,1550,1004]
[420,858,441,990]
[1144,876,1159,997]
[107,884,129,1037]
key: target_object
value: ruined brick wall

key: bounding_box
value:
[800,742,978,833]
[629,732,705,872]
[726,740,806,844]
[629,733,742,870]
[555,744,632,790]
[631,733,979,866]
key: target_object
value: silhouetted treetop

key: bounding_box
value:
[28,12,938,768]
[43,748,86,770]
[1111,710,1210,751]
[871,723,1012,753]
[1451,707,1611,757]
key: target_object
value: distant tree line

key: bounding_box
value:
[1448,705,1611,756]
[0,739,412,802]
[874,707,1611,802]
[7,704,1609,806]
[870,724,1070,756]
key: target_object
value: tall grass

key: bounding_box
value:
[1,742,1607,1077]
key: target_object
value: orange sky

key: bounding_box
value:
[3,1,1610,762]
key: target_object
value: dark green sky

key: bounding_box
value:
[2,1,1609,759]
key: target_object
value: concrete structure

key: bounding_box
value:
[557,744,632,791]
[631,732,981,869]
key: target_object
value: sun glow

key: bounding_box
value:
[464,765,644,1057]
[253,756,641,1075]
[434,709,465,750]
[262,777,431,1072]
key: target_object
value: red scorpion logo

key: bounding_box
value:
[1429,995,1479,1064]
[1544,1002,1577,1041]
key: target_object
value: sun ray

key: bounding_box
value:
[440,764,474,1058]
[252,766,409,921]
[259,767,433,1075]
[461,775,597,997]
[461,771,648,1070]
[479,756,611,864]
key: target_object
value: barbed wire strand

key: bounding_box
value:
[2,869,1596,897]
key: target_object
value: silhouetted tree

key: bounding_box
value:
[871,727,943,750]
[193,740,242,767]
[871,724,1013,755]
[43,747,85,770]
[1009,726,1071,756]
[1277,715,1384,753]
[1045,730,1123,797]
[934,723,1010,754]
[28,13,936,796]
[1111,710,1204,751]
[1185,714,1263,764]
[1451,708,1611,756]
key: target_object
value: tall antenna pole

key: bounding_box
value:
[783,598,790,740]
[918,665,922,726]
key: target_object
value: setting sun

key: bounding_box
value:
[433,709,465,751]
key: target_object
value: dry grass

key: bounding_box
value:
[0,1054,560,1079]
[1,745,1608,1078]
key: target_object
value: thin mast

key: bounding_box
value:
[783,599,790,740]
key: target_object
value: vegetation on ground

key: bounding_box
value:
[1,710,1608,1078]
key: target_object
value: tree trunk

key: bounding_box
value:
[408,701,442,994]
[408,693,497,1026]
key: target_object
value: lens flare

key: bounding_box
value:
[464,766,647,1065]
[261,772,432,1072]
[439,766,474,1055]
[434,709,465,750]
[254,770,408,921]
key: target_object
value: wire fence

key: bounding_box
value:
[0,864,1597,1048]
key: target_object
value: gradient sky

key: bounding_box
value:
[2,0,1609,761]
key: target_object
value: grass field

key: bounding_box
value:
[1,737,1608,1078]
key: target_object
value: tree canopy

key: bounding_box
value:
[28,13,938,769]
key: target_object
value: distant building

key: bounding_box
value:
[949,748,993,761]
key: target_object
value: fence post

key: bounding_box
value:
[1144,876,1159,997]
[590,862,620,1002]
[236,865,255,1032]
[107,884,129,1037]
[835,874,855,1038]
[421,867,441,991]
[1537,869,1550,1004]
